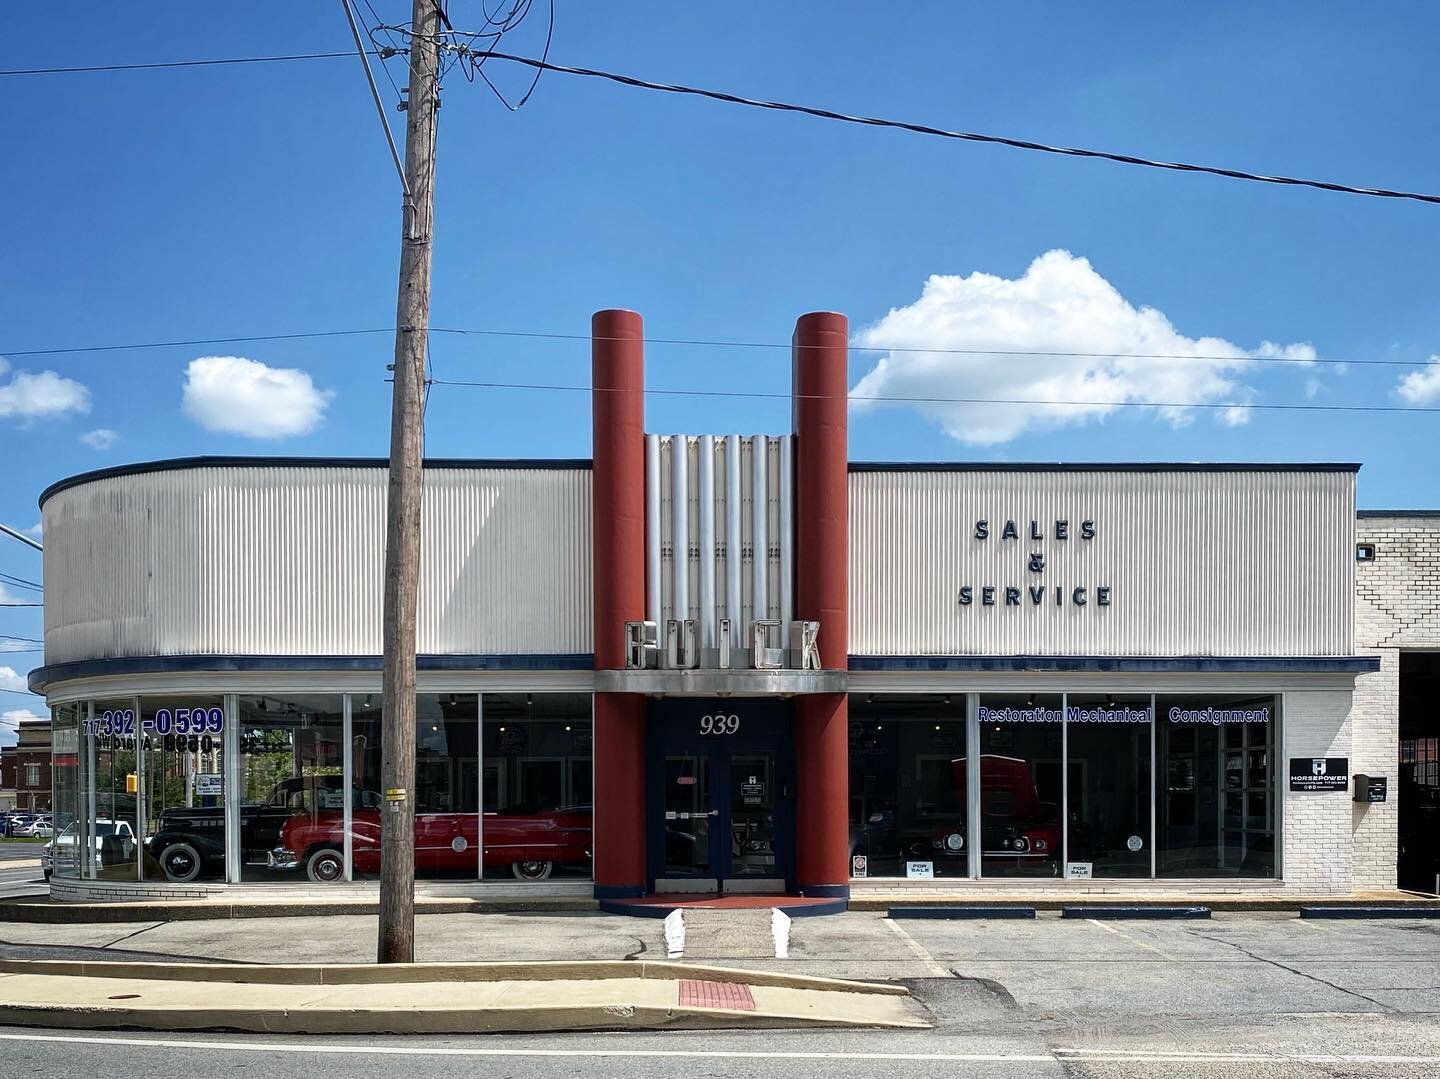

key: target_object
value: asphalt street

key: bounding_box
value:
[0,911,1436,1076]
[0,842,44,899]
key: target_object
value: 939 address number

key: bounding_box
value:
[698,714,740,735]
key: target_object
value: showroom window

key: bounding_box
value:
[978,694,1063,879]
[77,697,141,881]
[140,695,225,882]
[481,693,593,882]
[49,704,81,878]
[851,691,1280,881]
[234,694,345,884]
[847,694,969,879]
[1156,694,1278,877]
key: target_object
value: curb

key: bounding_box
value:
[0,957,911,995]
[0,959,922,1034]
[0,897,599,923]
[0,1001,921,1036]
[1300,906,1440,919]
[1061,905,1211,919]
[887,906,1036,919]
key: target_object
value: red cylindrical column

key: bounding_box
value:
[792,311,850,897]
[592,309,647,897]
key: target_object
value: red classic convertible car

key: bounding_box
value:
[274,806,592,882]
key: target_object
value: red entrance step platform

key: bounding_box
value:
[599,894,848,918]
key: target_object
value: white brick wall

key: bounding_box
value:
[1283,689,1353,894]
[1352,514,1440,890]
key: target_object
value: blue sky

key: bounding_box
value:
[3,3,1439,716]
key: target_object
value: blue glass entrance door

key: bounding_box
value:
[646,699,794,894]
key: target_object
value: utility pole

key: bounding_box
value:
[378,0,440,965]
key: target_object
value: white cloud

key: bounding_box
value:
[79,427,119,450]
[0,357,90,423]
[851,250,1316,446]
[1395,360,1440,406]
[24,521,42,540]
[0,667,28,693]
[0,708,40,748]
[182,355,334,439]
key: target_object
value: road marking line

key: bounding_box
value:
[0,1032,1435,1066]
[881,917,951,977]
[1085,918,1179,960]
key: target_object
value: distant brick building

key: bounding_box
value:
[1,715,52,812]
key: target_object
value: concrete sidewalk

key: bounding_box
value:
[0,958,923,1035]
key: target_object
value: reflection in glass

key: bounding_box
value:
[84,698,141,880]
[230,695,345,883]
[139,696,225,882]
[1157,694,1277,877]
[1064,695,1151,877]
[729,753,775,878]
[847,695,968,879]
[48,704,82,879]
[663,754,710,876]
[413,694,480,879]
[978,695,1063,878]
[481,694,593,881]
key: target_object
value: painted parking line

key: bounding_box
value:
[1086,918,1180,960]
[0,1032,1437,1067]
[881,916,952,977]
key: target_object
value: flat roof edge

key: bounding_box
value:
[1357,509,1440,518]
[848,462,1363,474]
[38,455,594,508]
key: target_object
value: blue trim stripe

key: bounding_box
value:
[28,653,594,694]
[847,654,1381,674]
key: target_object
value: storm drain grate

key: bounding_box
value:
[679,979,756,1011]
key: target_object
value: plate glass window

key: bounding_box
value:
[847,694,969,879]
[978,694,1063,878]
[1064,694,1152,877]
[481,693,593,882]
[1156,694,1277,877]
[233,695,344,884]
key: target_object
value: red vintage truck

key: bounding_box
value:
[274,805,592,882]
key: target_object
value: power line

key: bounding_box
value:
[0,689,39,697]
[0,53,362,77]
[0,603,42,608]
[427,376,1440,416]
[0,574,42,593]
[463,51,1440,207]
[3,46,1436,207]
[3,325,1438,371]
[0,636,43,645]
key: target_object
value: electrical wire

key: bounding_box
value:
[425,376,1440,416]
[0,603,42,608]
[0,636,43,645]
[5,326,1435,371]
[3,47,1436,205]
[0,573,42,593]
[0,53,362,76]
[459,51,1440,207]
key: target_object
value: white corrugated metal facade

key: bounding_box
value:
[849,467,1355,658]
[42,464,592,664]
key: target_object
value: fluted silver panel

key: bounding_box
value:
[43,465,593,662]
[849,468,1354,657]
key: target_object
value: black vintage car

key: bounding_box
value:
[147,775,346,881]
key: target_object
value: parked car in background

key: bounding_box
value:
[15,818,54,838]
[41,819,138,879]
[275,805,593,883]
